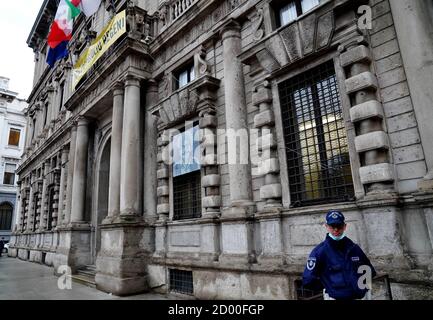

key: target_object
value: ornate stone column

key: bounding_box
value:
[219,21,255,265]
[54,118,91,273]
[63,125,77,225]
[51,157,61,229]
[57,147,69,226]
[253,80,282,207]
[200,110,220,218]
[221,21,254,214]
[15,181,23,232]
[22,180,30,232]
[34,178,43,231]
[70,117,89,224]
[26,175,35,232]
[143,80,158,220]
[40,161,50,231]
[119,76,142,219]
[252,78,284,265]
[95,77,148,296]
[338,38,411,270]
[106,84,124,221]
[339,41,395,194]
[156,130,170,222]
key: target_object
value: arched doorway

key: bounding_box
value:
[93,137,111,263]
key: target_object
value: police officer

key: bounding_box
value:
[302,210,376,300]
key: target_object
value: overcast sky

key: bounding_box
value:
[0,1,45,99]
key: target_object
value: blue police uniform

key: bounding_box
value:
[302,211,377,300]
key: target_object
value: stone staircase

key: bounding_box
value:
[71,265,96,288]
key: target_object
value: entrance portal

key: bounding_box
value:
[93,137,110,263]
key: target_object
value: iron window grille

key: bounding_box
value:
[279,60,355,207]
[32,193,39,231]
[169,269,194,295]
[47,186,55,230]
[173,171,202,220]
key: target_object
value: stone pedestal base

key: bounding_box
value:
[257,254,285,267]
[360,205,414,270]
[45,252,55,266]
[418,178,433,192]
[7,248,18,258]
[53,225,91,274]
[218,253,256,266]
[220,219,256,265]
[193,269,290,299]
[30,250,43,263]
[18,248,29,260]
[95,269,149,296]
[95,223,149,296]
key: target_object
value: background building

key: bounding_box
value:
[8,0,433,299]
[0,76,27,243]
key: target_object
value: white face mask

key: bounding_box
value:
[328,233,346,241]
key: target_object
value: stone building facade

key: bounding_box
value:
[8,0,433,299]
[0,77,27,243]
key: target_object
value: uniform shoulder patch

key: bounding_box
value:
[306,257,317,271]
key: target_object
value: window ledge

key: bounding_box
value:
[5,146,20,150]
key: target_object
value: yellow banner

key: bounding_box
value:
[72,10,126,90]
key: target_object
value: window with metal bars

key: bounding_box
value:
[172,123,201,220]
[279,60,354,207]
[173,171,201,220]
[169,269,194,295]
[47,186,55,230]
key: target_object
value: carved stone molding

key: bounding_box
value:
[196,46,211,76]
[151,75,220,128]
[252,8,265,42]
[240,1,347,76]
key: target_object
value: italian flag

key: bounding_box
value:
[46,0,102,67]
[47,0,102,49]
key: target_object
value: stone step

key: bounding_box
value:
[82,264,96,271]
[71,274,96,288]
[77,269,96,278]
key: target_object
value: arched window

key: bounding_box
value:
[0,203,13,231]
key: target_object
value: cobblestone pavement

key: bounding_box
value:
[0,256,183,300]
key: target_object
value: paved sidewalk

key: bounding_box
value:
[0,256,181,300]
